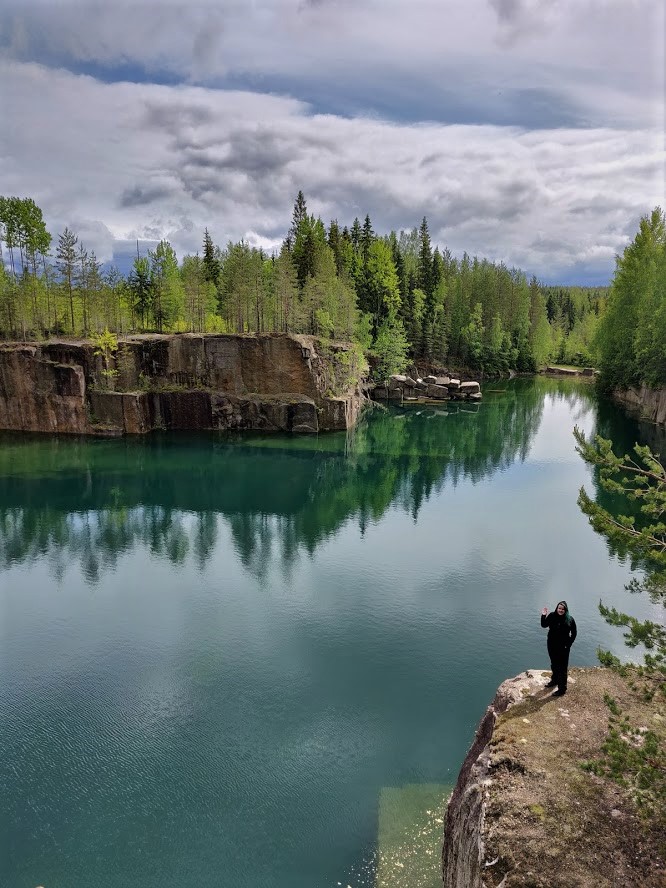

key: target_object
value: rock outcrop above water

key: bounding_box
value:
[0,333,364,436]
[612,385,666,427]
[442,668,664,888]
[543,366,597,377]
[371,373,482,403]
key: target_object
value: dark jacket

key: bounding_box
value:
[541,610,577,650]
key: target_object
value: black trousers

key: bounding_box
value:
[547,640,570,690]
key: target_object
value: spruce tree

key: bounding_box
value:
[417,217,433,298]
[290,190,308,240]
[56,227,78,332]
[202,228,220,286]
[350,218,362,253]
[292,221,317,290]
[327,220,342,275]
[76,242,89,334]
[361,214,374,267]
[128,256,152,329]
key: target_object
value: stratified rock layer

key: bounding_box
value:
[0,333,363,436]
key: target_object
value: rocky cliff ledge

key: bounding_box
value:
[442,668,664,888]
[612,385,666,427]
[0,333,364,436]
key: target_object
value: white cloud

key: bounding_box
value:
[2,4,663,275]
[0,41,663,280]
[1,1,663,129]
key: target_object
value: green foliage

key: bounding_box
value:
[149,240,184,332]
[202,228,220,291]
[372,318,410,380]
[0,191,618,382]
[315,308,334,339]
[462,302,485,368]
[272,243,299,332]
[299,243,358,338]
[56,226,78,332]
[580,693,665,822]
[366,239,401,330]
[596,648,624,670]
[92,328,118,357]
[575,427,666,674]
[128,256,152,329]
[318,341,368,396]
[219,240,264,332]
[595,208,666,390]
[181,254,217,333]
[354,312,373,351]
[91,329,119,390]
[541,284,606,367]
[603,692,621,716]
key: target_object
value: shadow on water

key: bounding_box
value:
[0,378,598,584]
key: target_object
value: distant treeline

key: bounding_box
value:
[0,191,611,375]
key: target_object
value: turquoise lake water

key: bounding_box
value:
[1,378,663,888]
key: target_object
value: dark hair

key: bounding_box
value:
[556,600,572,625]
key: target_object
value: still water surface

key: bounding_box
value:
[1,379,663,888]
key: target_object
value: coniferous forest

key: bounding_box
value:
[3,192,661,382]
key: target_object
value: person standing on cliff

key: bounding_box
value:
[541,601,577,696]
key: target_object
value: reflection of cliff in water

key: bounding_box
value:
[0,379,579,582]
[593,395,666,459]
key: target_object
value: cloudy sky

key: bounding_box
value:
[1,0,664,284]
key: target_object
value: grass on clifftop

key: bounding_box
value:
[580,672,665,827]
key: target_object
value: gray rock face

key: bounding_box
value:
[442,671,547,888]
[372,372,482,404]
[390,374,418,388]
[425,384,451,400]
[459,381,481,395]
[546,365,578,376]
[612,385,666,427]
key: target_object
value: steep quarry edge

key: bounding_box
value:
[612,385,666,427]
[0,333,365,436]
[442,667,664,888]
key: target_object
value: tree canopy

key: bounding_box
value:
[595,207,666,391]
[0,190,622,379]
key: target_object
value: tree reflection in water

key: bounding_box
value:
[580,395,666,567]
[0,379,599,583]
